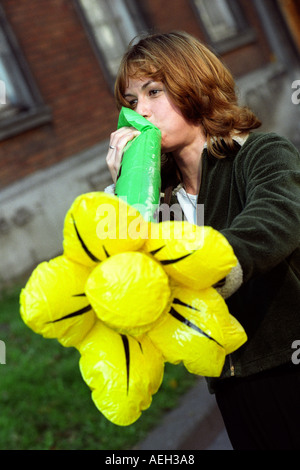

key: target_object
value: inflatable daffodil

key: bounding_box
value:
[20,108,247,426]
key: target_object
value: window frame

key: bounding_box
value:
[190,0,256,54]
[74,0,147,91]
[0,4,51,141]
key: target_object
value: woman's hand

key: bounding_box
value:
[106,127,141,183]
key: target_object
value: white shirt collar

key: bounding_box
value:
[203,132,249,149]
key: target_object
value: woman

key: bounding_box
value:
[106,31,300,450]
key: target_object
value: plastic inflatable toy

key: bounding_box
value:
[115,106,161,222]
[20,108,247,426]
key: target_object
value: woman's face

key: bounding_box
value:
[123,77,203,156]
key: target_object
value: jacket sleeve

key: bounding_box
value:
[221,133,300,284]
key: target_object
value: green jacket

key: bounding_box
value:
[166,132,300,389]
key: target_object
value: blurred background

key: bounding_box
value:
[0,0,300,450]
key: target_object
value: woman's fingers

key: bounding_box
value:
[106,127,141,183]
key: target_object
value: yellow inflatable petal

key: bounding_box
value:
[85,251,171,336]
[148,284,245,377]
[63,192,148,267]
[213,299,248,355]
[78,321,164,426]
[144,222,237,290]
[20,255,96,348]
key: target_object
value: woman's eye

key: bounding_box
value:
[149,89,161,96]
[128,99,137,108]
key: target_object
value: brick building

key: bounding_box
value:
[0,0,300,285]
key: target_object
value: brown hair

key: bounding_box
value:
[115,31,261,161]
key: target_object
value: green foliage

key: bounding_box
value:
[0,286,196,450]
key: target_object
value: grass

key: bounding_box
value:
[0,284,197,450]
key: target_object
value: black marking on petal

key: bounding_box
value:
[71,214,100,262]
[49,304,92,323]
[159,252,193,265]
[173,298,201,312]
[150,246,197,266]
[150,246,165,256]
[169,306,223,348]
[102,245,110,258]
[121,335,130,394]
[72,293,86,297]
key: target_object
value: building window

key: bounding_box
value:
[0,27,30,118]
[0,5,51,140]
[75,0,145,86]
[191,0,256,53]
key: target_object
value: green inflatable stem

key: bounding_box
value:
[115,107,161,222]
